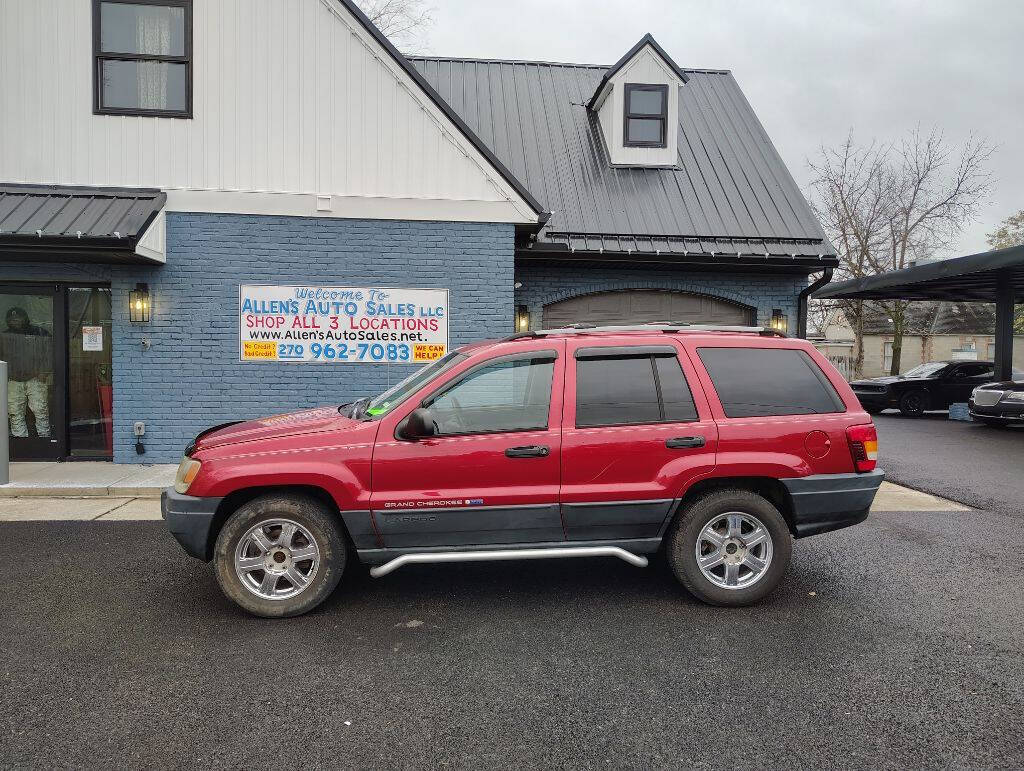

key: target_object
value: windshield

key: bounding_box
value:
[364,352,468,418]
[902,362,949,378]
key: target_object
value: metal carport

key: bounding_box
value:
[813,244,1024,380]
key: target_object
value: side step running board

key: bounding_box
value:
[369,546,649,578]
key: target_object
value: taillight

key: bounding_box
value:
[846,423,878,472]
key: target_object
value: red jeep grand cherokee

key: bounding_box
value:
[164,324,882,618]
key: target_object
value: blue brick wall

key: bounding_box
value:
[514,264,807,331]
[1,213,514,463]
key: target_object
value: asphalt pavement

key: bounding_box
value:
[4,505,1024,769]
[3,415,1022,768]
[875,412,1024,515]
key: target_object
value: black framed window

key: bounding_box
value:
[93,0,192,118]
[623,84,668,148]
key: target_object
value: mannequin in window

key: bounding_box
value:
[4,307,51,438]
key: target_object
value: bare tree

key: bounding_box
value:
[809,129,993,376]
[357,0,433,53]
[809,136,890,377]
[986,210,1024,332]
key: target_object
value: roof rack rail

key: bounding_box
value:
[502,323,788,340]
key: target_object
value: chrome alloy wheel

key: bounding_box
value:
[234,518,320,600]
[695,512,773,589]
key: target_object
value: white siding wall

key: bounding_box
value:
[597,45,680,168]
[0,0,535,223]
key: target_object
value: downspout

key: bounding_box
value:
[797,268,834,339]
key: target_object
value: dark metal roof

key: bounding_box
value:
[814,245,1024,302]
[333,0,547,223]
[0,183,166,263]
[584,34,690,110]
[411,56,834,265]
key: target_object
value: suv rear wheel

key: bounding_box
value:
[214,494,346,618]
[666,489,792,606]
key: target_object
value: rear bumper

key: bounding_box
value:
[781,469,884,538]
[162,488,223,561]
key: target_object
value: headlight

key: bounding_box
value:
[174,457,202,494]
[1002,391,1024,401]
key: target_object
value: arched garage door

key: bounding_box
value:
[541,290,755,328]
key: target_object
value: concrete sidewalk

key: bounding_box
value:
[0,462,176,498]
[0,497,162,520]
[0,481,968,522]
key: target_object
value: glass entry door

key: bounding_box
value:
[68,287,113,458]
[0,284,66,460]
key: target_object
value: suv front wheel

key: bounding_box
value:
[666,489,792,606]
[213,494,347,618]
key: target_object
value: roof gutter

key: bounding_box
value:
[797,267,833,338]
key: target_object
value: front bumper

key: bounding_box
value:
[852,390,893,410]
[162,488,223,561]
[968,399,1024,421]
[781,469,884,538]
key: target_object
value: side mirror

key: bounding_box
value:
[399,407,436,440]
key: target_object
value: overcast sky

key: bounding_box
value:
[424,0,1022,257]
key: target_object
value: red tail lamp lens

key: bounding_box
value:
[846,423,878,472]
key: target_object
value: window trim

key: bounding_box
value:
[623,83,668,149]
[415,350,559,438]
[574,351,699,429]
[93,0,193,119]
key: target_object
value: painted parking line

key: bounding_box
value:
[0,482,967,522]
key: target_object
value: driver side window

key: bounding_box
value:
[958,363,994,378]
[426,355,555,436]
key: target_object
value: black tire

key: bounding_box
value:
[974,416,1007,428]
[898,390,927,417]
[666,489,792,607]
[214,494,347,618]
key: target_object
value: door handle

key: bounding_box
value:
[505,445,550,458]
[666,436,705,449]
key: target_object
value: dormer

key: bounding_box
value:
[587,34,688,168]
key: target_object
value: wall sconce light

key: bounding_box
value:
[129,283,151,323]
[770,308,788,334]
[515,305,530,333]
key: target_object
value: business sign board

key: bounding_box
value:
[239,284,449,364]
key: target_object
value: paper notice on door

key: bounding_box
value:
[82,326,103,351]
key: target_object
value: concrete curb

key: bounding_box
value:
[0,485,165,499]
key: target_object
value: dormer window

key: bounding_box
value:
[588,35,685,167]
[623,84,668,148]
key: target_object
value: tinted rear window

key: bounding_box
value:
[655,356,699,422]
[697,347,845,418]
[577,356,661,426]
[576,353,698,427]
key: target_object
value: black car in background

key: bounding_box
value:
[849,360,1009,417]
[969,380,1024,426]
